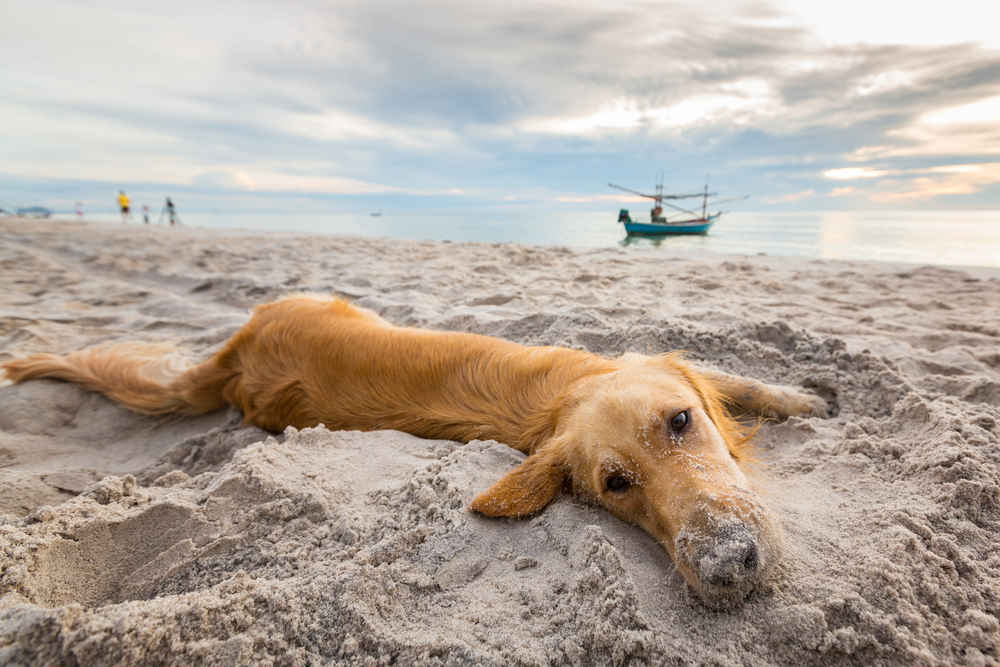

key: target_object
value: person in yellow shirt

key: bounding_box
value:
[118,191,132,223]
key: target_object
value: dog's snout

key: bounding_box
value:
[697,524,761,587]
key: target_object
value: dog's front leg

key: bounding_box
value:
[697,368,828,419]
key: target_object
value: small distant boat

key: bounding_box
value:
[370,211,382,217]
[610,175,745,236]
[16,206,52,218]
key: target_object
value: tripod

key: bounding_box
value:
[157,197,183,226]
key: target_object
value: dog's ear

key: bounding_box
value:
[470,445,567,518]
[663,355,758,463]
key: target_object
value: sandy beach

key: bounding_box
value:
[1,216,998,666]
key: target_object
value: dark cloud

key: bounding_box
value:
[228,1,1000,145]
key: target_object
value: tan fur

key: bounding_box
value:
[2,294,824,607]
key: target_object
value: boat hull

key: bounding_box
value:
[623,214,718,235]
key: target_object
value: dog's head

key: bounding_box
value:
[470,354,781,609]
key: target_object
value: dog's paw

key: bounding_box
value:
[775,390,828,419]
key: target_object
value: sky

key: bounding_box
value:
[3,0,1000,214]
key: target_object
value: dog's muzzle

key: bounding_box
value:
[696,523,763,588]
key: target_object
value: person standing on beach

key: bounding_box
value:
[118,191,132,223]
[75,202,84,220]
[165,197,178,226]
[142,204,150,224]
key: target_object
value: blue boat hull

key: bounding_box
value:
[623,213,718,236]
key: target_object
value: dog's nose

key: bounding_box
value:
[696,524,761,587]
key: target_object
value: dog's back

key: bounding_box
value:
[212,295,611,442]
[3,295,611,447]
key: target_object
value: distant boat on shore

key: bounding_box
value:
[610,175,745,236]
[15,206,52,218]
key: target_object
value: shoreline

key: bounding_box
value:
[1,217,998,665]
[12,213,1000,275]
[12,210,1000,272]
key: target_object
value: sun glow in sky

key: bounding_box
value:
[779,0,1000,48]
[2,0,1000,213]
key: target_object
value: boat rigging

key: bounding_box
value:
[609,173,746,235]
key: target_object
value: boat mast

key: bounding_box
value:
[607,180,708,222]
[702,174,709,219]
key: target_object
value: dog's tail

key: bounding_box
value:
[1,343,233,415]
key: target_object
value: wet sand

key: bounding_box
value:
[1,217,998,665]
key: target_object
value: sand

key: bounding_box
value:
[0,216,998,666]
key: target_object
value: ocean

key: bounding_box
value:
[62,208,1000,269]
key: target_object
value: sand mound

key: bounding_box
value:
[1,219,999,665]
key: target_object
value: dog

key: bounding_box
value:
[2,294,825,607]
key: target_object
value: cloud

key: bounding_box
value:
[520,81,780,136]
[190,168,411,195]
[857,94,1000,159]
[555,194,646,203]
[817,161,1000,202]
[2,0,1000,207]
[761,189,815,203]
[869,162,1000,201]
[824,168,893,179]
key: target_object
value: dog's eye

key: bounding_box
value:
[606,475,630,492]
[670,410,690,433]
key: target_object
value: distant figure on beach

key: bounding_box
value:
[118,191,132,223]
[75,202,84,220]
[164,197,179,226]
[142,204,150,224]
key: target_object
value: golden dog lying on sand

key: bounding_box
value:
[3,294,825,607]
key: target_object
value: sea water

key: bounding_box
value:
[68,208,1000,269]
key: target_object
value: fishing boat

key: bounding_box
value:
[609,175,744,236]
[15,206,52,218]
